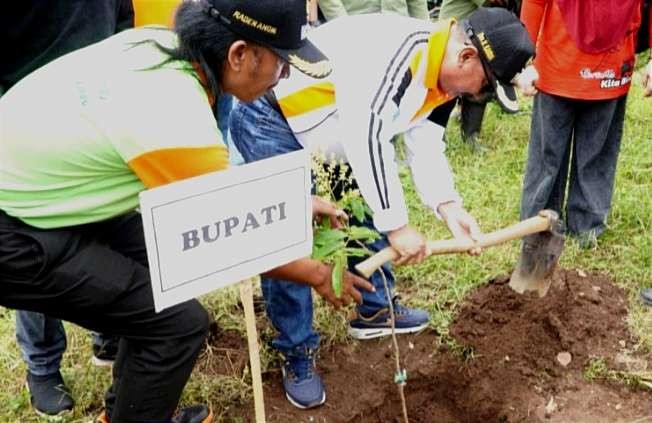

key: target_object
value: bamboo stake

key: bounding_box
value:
[239,278,266,423]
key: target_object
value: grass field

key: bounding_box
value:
[0,73,650,422]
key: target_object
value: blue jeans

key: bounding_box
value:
[216,93,244,166]
[15,311,66,376]
[16,313,118,376]
[230,97,395,354]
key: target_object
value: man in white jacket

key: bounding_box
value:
[229,7,534,409]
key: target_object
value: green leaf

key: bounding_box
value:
[314,215,332,231]
[349,197,367,222]
[313,229,346,245]
[312,239,345,261]
[347,225,381,242]
[332,254,345,298]
[313,228,347,246]
[312,228,347,260]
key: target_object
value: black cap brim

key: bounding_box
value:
[272,39,332,79]
[492,79,519,113]
[474,39,519,114]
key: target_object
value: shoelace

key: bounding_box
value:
[392,304,410,316]
[359,296,409,320]
[286,350,315,381]
[391,295,410,316]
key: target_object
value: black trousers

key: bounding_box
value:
[519,92,627,236]
[0,210,209,423]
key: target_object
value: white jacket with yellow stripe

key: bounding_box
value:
[275,13,462,233]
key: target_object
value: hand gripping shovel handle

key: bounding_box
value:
[355,211,556,279]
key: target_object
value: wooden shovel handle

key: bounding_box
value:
[355,211,555,279]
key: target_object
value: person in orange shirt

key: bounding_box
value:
[516,0,651,249]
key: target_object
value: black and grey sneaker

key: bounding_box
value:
[26,371,74,417]
[348,297,429,340]
[91,336,119,367]
[96,404,213,423]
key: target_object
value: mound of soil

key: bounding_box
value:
[206,269,651,422]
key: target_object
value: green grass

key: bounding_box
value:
[584,357,652,390]
[0,77,650,421]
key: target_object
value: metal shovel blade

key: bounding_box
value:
[509,220,565,297]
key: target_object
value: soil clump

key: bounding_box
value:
[205,269,651,422]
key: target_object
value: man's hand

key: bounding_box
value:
[515,64,539,97]
[312,195,347,229]
[387,225,429,266]
[437,201,482,255]
[265,258,374,309]
[643,59,652,97]
[311,264,375,309]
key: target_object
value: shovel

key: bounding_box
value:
[354,210,565,297]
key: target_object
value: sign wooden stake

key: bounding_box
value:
[239,278,266,423]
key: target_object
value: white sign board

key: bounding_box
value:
[140,150,312,311]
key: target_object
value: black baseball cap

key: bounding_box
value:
[203,0,332,78]
[463,8,535,113]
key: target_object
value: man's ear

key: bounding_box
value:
[227,40,249,72]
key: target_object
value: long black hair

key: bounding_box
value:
[154,1,241,97]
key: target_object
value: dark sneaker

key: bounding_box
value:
[281,349,326,409]
[171,405,213,423]
[96,405,213,423]
[641,288,652,307]
[348,298,429,340]
[26,371,74,417]
[91,337,119,368]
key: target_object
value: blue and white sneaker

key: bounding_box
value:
[281,349,326,409]
[348,298,429,340]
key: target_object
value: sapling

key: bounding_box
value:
[310,151,379,296]
[311,152,410,423]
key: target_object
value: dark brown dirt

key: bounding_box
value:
[204,269,652,422]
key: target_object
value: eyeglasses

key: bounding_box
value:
[463,20,494,91]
